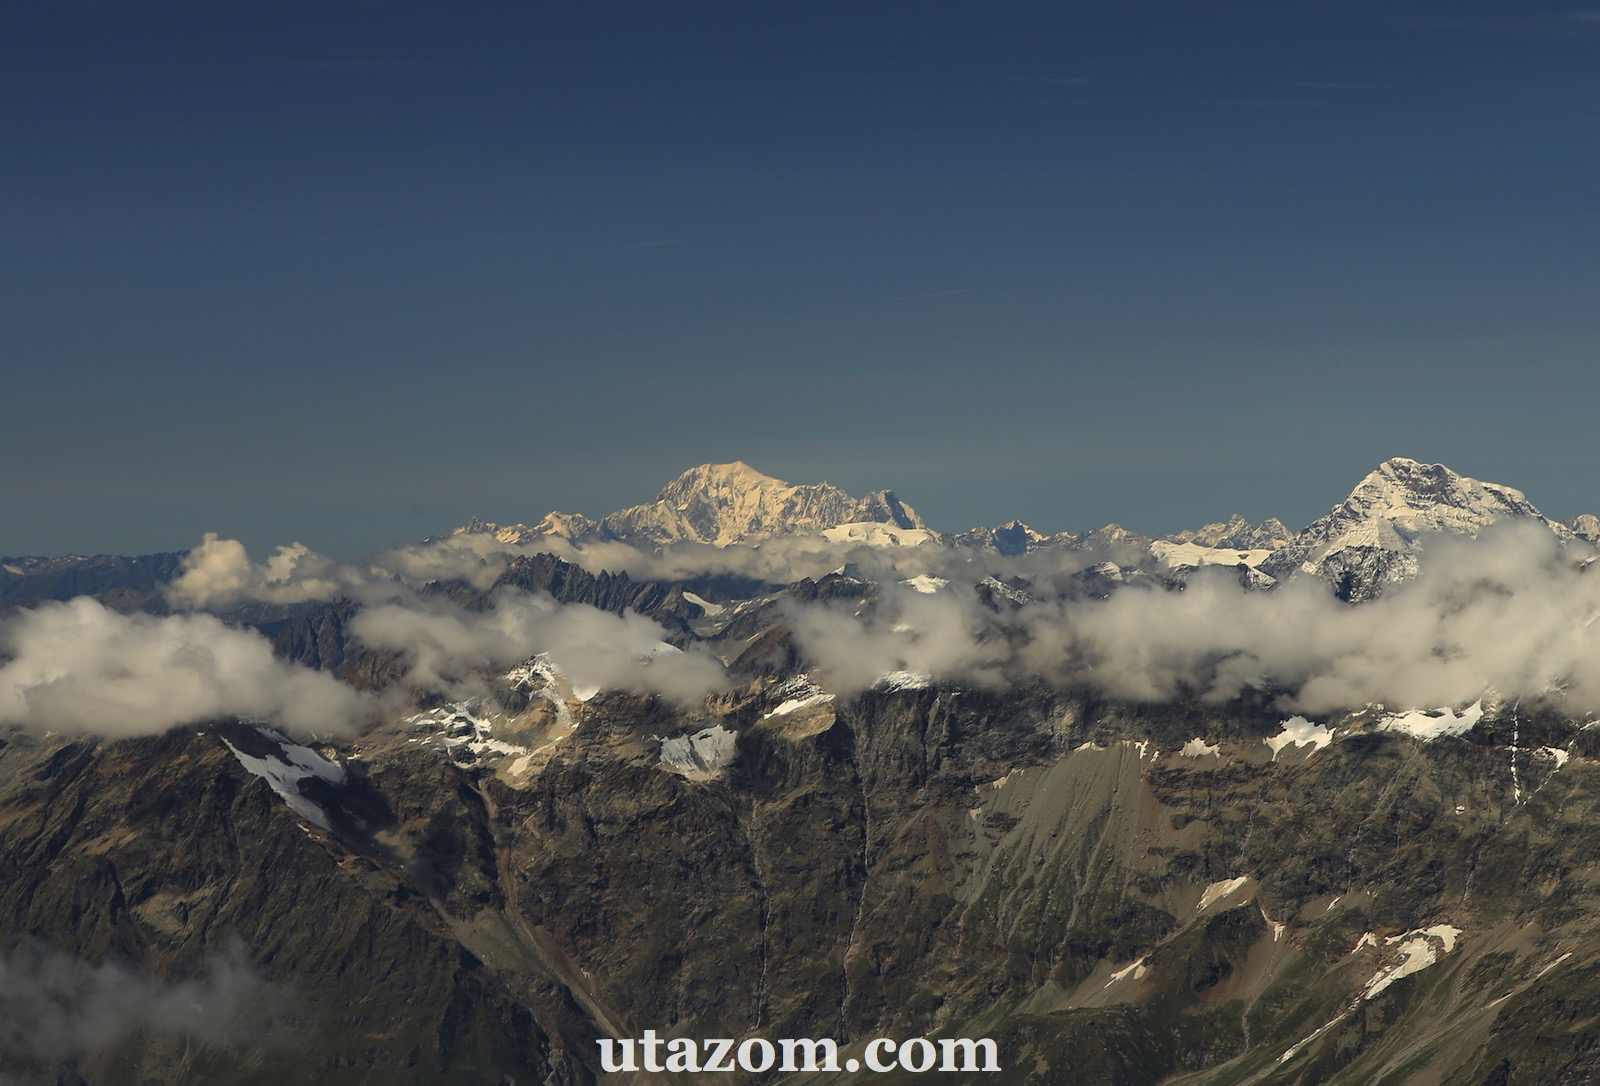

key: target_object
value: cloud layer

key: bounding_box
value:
[153,522,1600,720]
[349,588,728,704]
[162,529,1093,610]
[786,523,1600,715]
[167,532,348,608]
[0,598,371,736]
[0,941,277,1065]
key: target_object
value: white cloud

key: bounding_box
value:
[0,941,276,1062]
[0,597,371,737]
[153,521,1600,721]
[166,533,345,608]
[788,522,1600,715]
[348,588,728,705]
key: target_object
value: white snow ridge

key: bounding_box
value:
[762,675,836,720]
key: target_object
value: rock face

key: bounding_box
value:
[1261,457,1573,600]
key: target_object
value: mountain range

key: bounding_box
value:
[451,456,1595,601]
[3,457,1600,1085]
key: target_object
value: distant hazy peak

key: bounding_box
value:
[1567,513,1600,542]
[451,511,598,547]
[1166,513,1292,551]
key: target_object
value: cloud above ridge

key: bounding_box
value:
[166,532,347,608]
[152,521,1600,720]
[786,522,1600,715]
[349,587,728,704]
[0,598,371,737]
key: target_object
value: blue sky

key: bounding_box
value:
[6,1,1600,557]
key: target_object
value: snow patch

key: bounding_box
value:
[1198,877,1250,912]
[1181,737,1219,758]
[1266,717,1334,759]
[1278,1013,1348,1066]
[406,702,531,762]
[1537,951,1573,980]
[1380,701,1484,741]
[873,670,932,691]
[1537,747,1571,770]
[682,591,725,616]
[899,574,948,594]
[989,769,1023,791]
[1151,540,1273,570]
[764,692,834,719]
[221,727,344,831]
[822,522,939,547]
[1362,925,1463,1000]
[1104,957,1148,987]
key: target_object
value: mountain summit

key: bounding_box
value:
[602,461,928,546]
[1262,456,1573,599]
[457,461,931,548]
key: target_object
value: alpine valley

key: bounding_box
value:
[6,458,1600,1085]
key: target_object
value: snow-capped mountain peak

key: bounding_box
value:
[602,462,928,546]
[453,462,931,549]
[1334,457,1559,541]
[1261,457,1573,599]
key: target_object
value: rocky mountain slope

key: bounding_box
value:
[6,641,1600,1084]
